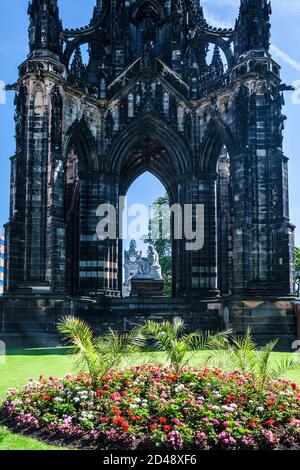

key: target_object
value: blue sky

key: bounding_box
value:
[0,0,299,251]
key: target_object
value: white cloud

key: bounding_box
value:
[203,9,234,29]
[270,44,300,72]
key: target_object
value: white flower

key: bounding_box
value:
[73,397,80,403]
[11,399,22,406]
[175,384,185,393]
[257,406,264,413]
[54,397,64,403]
[222,405,235,412]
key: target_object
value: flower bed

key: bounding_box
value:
[1,366,300,450]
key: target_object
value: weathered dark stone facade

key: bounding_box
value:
[1,0,297,346]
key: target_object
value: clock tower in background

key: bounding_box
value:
[123,241,143,297]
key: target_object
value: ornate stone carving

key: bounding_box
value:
[134,245,163,281]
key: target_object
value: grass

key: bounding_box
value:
[0,348,300,450]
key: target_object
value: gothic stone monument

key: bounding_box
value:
[0,0,297,347]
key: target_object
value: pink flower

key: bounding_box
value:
[194,431,208,449]
[218,431,236,448]
[167,431,183,450]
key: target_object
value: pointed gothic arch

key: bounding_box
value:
[64,118,98,173]
[199,118,235,174]
[108,115,192,179]
[131,0,165,23]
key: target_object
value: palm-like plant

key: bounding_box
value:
[209,328,300,390]
[143,317,230,372]
[58,317,145,387]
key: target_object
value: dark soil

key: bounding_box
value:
[1,414,300,451]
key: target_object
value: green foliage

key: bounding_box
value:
[58,317,145,387]
[209,327,300,391]
[295,247,300,273]
[144,194,172,296]
[144,317,230,372]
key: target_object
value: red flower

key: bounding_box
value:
[166,374,179,382]
[150,424,158,430]
[114,410,122,416]
[131,416,141,422]
[85,381,92,387]
[158,417,167,423]
[163,425,171,431]
[278,406,285,411]
[40,393,51,401]
[265,419,276,427]
[122,423,129,431]
[96,390,108,396]
[113,416,125,426]
[100,417,109,423]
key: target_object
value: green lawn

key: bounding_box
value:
[0,348,300,451]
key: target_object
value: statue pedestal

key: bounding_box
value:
[130,278,165,298]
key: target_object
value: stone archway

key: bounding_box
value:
[63,119,99,297]
[117,139,177,298]
[106,115,193,298]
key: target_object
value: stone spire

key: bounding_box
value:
[28,0,62,56]
[91,0,105,25]
[211,45,224,75]
[237,0,272,56]
[71,48,86,80]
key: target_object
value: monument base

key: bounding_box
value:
[0,294,297,349]
[130,278,165,297]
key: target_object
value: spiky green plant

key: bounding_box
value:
[143,317,230,372]
[58,317,145,387]
[209,327,300,390]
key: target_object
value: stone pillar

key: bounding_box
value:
[79,174,120,297]
[175,175,219,298]
[24,83,49,284]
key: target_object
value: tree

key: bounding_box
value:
[144,194,172,295]
[209,328,300,391]
[58,317,145,387]
[144,317,230,373]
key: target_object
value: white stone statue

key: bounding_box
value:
[134,245,162,280]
